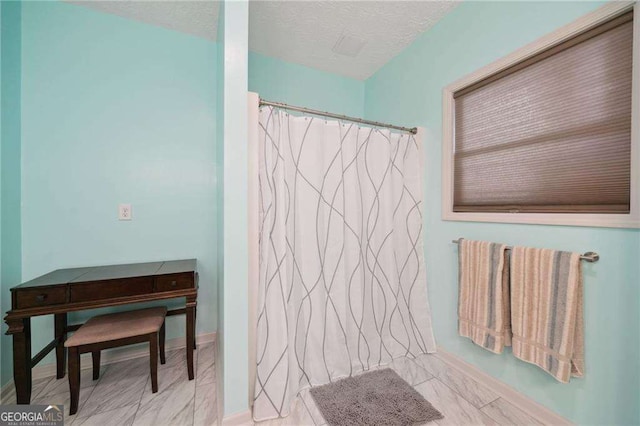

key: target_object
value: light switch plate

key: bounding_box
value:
[118,204,132,221]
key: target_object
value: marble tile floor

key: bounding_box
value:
[256,353,544,426]
[1,341,217,426]
[2,344,545,426]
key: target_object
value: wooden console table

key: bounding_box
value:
[4,259,198,404]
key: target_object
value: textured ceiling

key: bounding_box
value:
[249,1,460,80]
[70,0,220,41]
[69,0,459,80]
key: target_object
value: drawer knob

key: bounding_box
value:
[36,294,47,302]
[170,281,177,287]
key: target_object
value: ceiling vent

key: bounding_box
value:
[332,33,367,57]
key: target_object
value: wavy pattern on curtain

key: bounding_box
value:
[253,106,437,421]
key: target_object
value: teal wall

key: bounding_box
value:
[249,51,365,117]
[215,0,226,419]
[5,2,637,423]
[13,1,219,379]
[365,2,640,425]
[1,0,23,388]
[220,1,250,418]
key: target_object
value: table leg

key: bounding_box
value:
[55,313,67,379]
[186,302,196,380]
[10,318,32,404]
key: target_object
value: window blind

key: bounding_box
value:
[453,11,633,214]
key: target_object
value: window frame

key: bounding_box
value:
[441,1,639,228]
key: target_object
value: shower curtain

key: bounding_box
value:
[254,106,437,421]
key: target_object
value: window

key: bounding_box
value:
[442,3,639,228]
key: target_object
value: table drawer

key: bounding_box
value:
[155,273,193,292]
[15,287,67,309]
[70,277,154,303]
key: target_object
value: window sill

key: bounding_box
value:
[442,210,640,229]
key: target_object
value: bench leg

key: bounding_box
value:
[68,347,80,416]
[55,313,67,379]
[92,351,101,380]
[150,333,158,393]
[186,303,195,380]
[159,322,166,365]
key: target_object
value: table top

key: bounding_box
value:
[12,259,197,290]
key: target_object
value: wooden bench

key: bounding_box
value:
[64,306,167,415]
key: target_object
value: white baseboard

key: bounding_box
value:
[1,332,216,403]
[434,347,572,426]
[221,409,253,426]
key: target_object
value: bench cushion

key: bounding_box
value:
[65,307,167,347]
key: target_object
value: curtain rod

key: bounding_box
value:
[451,238,599,263]
[259,98,418,135]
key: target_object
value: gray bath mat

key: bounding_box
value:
[309,368,443,426]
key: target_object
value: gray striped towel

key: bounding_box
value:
[510,247,584,383]
[458,239,511,354]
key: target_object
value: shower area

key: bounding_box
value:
[247,94,438,422]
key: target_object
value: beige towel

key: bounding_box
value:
[510,247,584,383]
[458,239,511,354]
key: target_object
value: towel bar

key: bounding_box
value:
[451,238,599,263]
